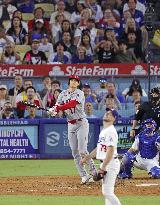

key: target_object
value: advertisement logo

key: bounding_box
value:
[131,65,147,75]
[47,131,60,147]
[49,66,65,76]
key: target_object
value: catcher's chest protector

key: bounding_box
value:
[139,133,159,159]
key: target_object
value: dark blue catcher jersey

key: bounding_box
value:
[138,132,159,159]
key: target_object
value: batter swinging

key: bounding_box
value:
[49,75,97,184]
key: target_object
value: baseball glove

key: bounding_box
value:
[93,168,107,181]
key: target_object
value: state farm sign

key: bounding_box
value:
[150,65,160,75]
[0,63,159,77]
[65,65,119,76]
[0,66,34,77]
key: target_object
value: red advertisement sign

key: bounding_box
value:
[0,63,160,77]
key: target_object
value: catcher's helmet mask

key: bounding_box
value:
[142,118,157,134]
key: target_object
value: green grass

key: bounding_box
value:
[0,159,143,177]
[0,196,160,205]
[0,196,104,205]
[0,160,159,205]
[0,159,77,177]
[121,196,160,205]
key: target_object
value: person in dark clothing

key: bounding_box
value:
[23,34,47,64]
[126,79,143,96]
[62,31,76,55]
[122,78,147,99]
[127,31,144,62]
[115,39,137,63]
[95,40,115,63]
[130,87,160,137]
[6,16,28,45]
[0,0,17,25]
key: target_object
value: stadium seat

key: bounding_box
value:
[15,45,31,61]
[35,3,55,18]
[2,20,10,29]
[19,52,26,61]
[22,13,34,21]
[15,45,31,53]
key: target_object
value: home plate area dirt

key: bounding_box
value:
[0,173,159,196]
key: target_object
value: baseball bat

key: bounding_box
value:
[20,101,49,112]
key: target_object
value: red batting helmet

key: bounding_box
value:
[69,75,80,82]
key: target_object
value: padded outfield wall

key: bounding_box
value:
[0,118,132,159]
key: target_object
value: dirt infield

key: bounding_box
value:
[0,173,159,196]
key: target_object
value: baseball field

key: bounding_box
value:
[0,159,159,205]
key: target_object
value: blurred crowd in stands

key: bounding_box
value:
[0,74,149,119]
[0,0,157,64]
[0,0,159,119]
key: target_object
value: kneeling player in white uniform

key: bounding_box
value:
[81,109,121,205]
[118,118,160,179]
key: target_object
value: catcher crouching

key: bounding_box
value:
[118,118,160,179]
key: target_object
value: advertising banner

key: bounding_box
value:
[0,118,133,159]
[99,119,133,154]
[0,119,39,159]
[116,124,133,154]
[39,119,100,158]
[0,63,160,77]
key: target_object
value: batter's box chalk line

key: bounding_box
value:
[136,183,159,187]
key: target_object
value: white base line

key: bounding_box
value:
[136,183,159,187]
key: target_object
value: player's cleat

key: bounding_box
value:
[88,176,95,183]
[81,175,94,184]
[118,172,132,179]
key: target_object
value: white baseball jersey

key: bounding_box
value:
[56,88,86,121]
[97,125,121,205]
[96,125,118,160]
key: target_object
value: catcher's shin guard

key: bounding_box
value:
[118,151,136,179]
[149,166,160,179]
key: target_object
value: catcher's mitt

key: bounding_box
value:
[93,168,107,181]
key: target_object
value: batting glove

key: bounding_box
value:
[48,105,58,117]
